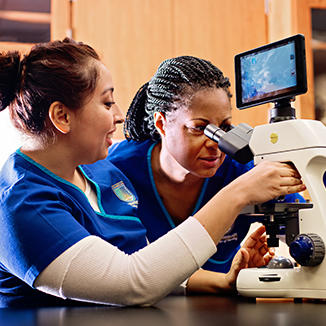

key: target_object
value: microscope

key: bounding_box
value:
[205,34,326,299]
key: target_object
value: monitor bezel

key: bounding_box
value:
[234,34,307,110]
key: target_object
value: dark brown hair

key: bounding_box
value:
[0,38,100,141]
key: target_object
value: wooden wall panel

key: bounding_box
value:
[52,0,271,138]
[47,0,326,136]
[0,42,32,53]
[72,0,175,139]
[50,0,70,40]
[267,0,316,119]
[173,0,269,127]
[308,0,326,8]
[292,0,315,119]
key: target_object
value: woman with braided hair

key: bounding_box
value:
[108,56,305,287]
[0,42,304,307]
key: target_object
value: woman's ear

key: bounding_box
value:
[153,112,167,138]
[48,101,71,134]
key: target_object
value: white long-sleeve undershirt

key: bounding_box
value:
[34,216,217,306]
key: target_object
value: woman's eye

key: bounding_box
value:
[105,102,115,109]
[189,125,206,133]
[195,125,206,131]
[220,124,232,132]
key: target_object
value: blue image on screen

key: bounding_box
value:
[240,41,297,103]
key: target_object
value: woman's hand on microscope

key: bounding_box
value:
[185,226,273,295]
[225,225,274,290]
[230,161,306,206]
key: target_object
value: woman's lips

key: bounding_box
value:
[106,130,116,146]
[199,156,221,168]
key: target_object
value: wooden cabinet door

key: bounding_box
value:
[52,0,270,138]
[173,0,269,126]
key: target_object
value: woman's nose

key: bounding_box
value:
[113,104,125,124]
[205,137,219,150]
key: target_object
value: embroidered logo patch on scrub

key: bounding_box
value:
[112,181,138,207]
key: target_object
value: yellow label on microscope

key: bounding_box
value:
[270,133,278,144]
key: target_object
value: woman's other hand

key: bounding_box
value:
[225,225,274,289]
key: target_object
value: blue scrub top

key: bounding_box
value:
[0,149,147,307]
[108,139,305,273]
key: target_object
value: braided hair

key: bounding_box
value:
[124,56,231,141]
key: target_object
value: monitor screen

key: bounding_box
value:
[234,34,307,109]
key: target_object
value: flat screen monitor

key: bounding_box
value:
[234,34,307,109]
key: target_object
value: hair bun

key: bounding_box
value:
[0,51,22,111]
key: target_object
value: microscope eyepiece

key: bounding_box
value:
[204,123,253,164]
[204,124,226,142]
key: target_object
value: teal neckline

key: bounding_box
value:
[16,148,85,194]
[147,144,238,266]
[16,149,141,223]
[147,143,209,229]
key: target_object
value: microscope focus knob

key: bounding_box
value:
[289,233,325,266]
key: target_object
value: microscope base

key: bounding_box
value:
[237,267,326,299]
